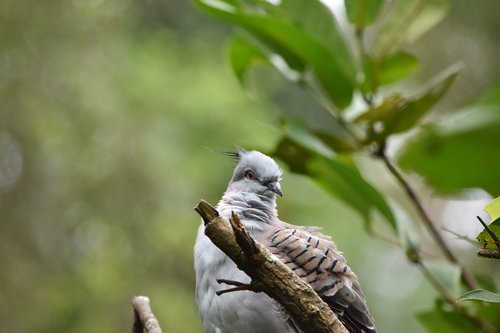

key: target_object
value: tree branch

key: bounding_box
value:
[131,296,163,333]
[375,145,480,290]
[194,200,349,333]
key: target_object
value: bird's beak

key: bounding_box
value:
[268,182,283,197]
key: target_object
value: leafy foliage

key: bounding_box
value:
[356,64,461,142]
[476,197,500,251]
[399,95,500,195]
[196,0,500,332]
[345,0,384,29]
[273,137,396,230]
[195,0,356,108]
[229,34,269,84]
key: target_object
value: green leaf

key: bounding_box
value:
[375,0,451,57]
[476,218,500,250]
[282,120,335,158]
[273,137,396,230]
[418,299,478,333]
[228,34,269,85]
[422,260,461,296]
[271,0,356,81]
[357,64,461,141]
[404,0,451,43]
[476,197,500,250]
[276,90,359,153]
[345,0,384,28]
[457,289,500,303]
[398,103,500,195]
[484,196,500,221]
[379,51,419,85]
[195,0,355,108]
[361,51,420,93]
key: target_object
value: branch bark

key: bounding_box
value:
[194,200,348,333]
[131,296,163,333]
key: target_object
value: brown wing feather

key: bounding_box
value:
[262,226,377,333]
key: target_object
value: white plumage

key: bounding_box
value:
[194,149,376,333]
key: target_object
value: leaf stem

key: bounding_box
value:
[375,143,480,291]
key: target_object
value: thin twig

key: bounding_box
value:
[442,227,478,246]
[131,296,163,333]
[375,144,479,290]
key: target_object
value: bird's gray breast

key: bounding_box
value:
[194,194,291,333]
[217,191,277,229]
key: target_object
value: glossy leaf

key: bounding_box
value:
[379,51,419,85]
[361,51,419,93]
[399,104,500,195]
[345,0,384,28]
[375,0,451,57]
[418,299,478,333]
[282,120,335,158]
[457,289,500,303]
[228,34,268,85]
[273,137,396,230]
[276,91,359,153]
[357,64,460,141]
[194,0,355,108]
[271,0,356,81]
[484,196,500,220]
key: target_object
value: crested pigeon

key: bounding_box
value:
[194,149,377,333]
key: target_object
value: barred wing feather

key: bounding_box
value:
[262,226,377,333]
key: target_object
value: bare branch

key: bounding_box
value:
[375,145,479,290]
[131,296,163,333]
[194,200,348,333]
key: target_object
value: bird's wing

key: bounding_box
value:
[261,225,377,333]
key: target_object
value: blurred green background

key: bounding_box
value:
[0,1,499,332]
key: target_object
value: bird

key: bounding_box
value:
[194,148,377,333]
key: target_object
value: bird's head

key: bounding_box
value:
[226,149,283,198]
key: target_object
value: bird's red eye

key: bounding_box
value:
[245,170,256,180]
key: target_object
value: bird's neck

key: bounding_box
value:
[217,190,277,231]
